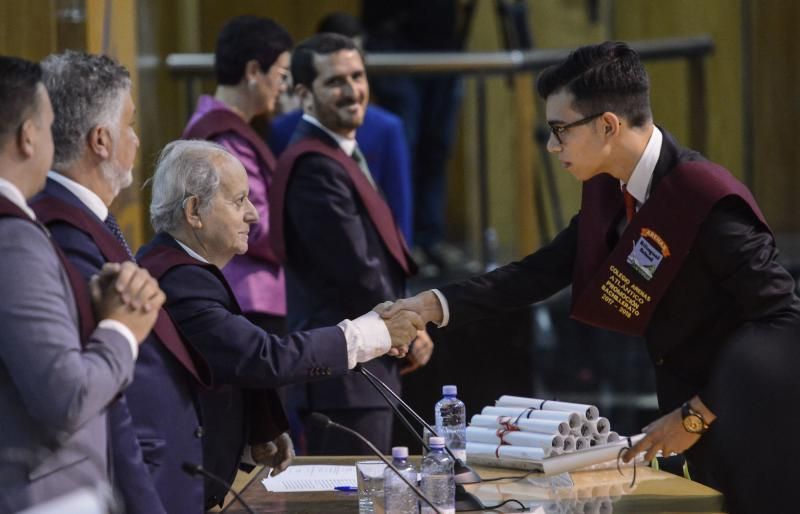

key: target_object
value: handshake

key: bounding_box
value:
[374,290,446,367]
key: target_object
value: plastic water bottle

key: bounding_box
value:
[435,385,466,462]
[383,446,417,514]
[420,436,455,514]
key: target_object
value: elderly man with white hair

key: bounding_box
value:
[137,139,421,510]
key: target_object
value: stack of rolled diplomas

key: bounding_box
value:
[466,395,623,467]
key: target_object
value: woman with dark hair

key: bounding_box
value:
[183,15,292,336]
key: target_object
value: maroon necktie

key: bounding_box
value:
[622,185,636,223]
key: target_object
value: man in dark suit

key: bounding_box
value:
[32,51,209,514]
[0,55,162,512]
[270,33,432,454]
[380,41,800,490]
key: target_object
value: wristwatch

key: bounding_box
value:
[681,401,709,434]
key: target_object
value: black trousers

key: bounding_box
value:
[303,408,394,456]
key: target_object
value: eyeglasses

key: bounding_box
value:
[548,112,604,145]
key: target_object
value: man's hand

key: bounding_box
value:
[380,308,425,351]
[90,261,165,342]
[376,290,444,326]
[401,330,434,376]
[623,397,715,463]
[252,432,294,477]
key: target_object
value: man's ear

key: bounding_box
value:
[601,112,621,137]
[87,125,112,160]
[17,119,36,158]
[183,195,202,229]
[294,84,314,114]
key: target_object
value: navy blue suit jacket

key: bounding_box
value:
[32,179,177,514]
[138,233,350,505]
[270,106,414,245]
[281,120,405,410]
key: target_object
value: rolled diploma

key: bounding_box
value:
[539,433,647,475]
[466,442,549,460]
[466,426,563,450]
[482,406,581,429]
[575,437,591,451]
[591,417,611,436]
[496,395,599,421]
[469,414,570,436]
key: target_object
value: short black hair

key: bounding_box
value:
[291,33,361,90]
[215,16,293,86]
[536,41,652,127]
[0,56,43,147]
[316,12,363,38]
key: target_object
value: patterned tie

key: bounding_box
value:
[351,145,377,189]
[622,184,636,223]
[105,213,134,259]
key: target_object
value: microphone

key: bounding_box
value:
[354,366,484,512]
[355,365,482,485]
[308,413,443,514]
[182,462,255,514]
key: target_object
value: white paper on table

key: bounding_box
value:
[470,414,571,436]
[261,465,357,492]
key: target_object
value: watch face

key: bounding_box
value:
[683,415,704,433]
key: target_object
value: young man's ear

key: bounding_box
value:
[601,112,621,137]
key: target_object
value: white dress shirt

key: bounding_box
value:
[174,237,390,369]
[44,172,138,357]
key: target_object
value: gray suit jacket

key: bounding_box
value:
[0,216,135,512]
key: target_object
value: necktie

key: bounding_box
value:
[622,185,636,224]
[105,213,134,259]
[351,145,377,189]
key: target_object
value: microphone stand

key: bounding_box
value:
[182,462,256,514]
[356,366,485,511]
[309,413,443,514]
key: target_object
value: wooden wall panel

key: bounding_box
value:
[613,0,743,178]
[0,0,57,59]
[751,0,800,231]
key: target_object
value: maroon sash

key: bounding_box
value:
[31,196,211,387]
[182,108,277,176]
[269,138,415,276]
[0,197,95,343]
[570,161,768,336]
[137,242,243,314]
[138,239,288,443]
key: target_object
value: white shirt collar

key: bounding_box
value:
[48,171,109,221]
[0,177,36,220]
[302,113,357,156]
[174,237,212,265]
[622,125,662,205]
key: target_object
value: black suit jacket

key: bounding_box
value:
[138,233,349,506]
[441,129,800,414]
[283,120,405,409]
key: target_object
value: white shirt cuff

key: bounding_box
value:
[338,311,391,369]
[98,319,138,360]
[431,289,450,327]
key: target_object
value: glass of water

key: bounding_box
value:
[356,460,386,513]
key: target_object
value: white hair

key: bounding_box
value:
[149,139,235,233]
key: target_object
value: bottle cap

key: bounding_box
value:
[392,446,409,458]
[429,436,445,448]
[442,385,457,396]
